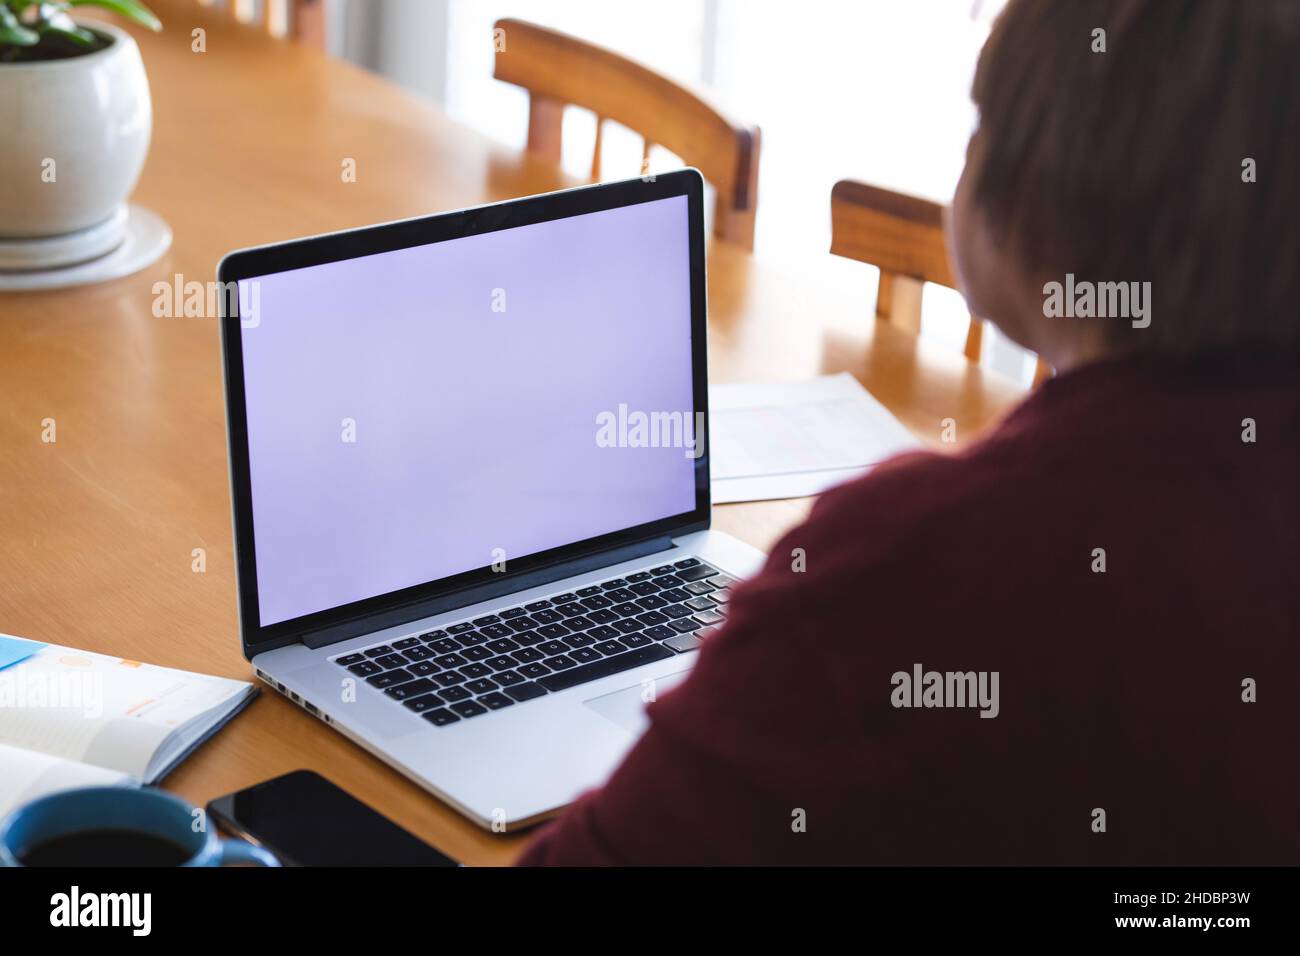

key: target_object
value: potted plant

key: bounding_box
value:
[0,0,160,269]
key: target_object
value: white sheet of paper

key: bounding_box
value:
[708,373,923,504]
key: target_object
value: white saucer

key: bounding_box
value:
[0,205,172,292]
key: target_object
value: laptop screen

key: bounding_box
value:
[235,194,699,628]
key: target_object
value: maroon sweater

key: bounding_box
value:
[519,352,1298,865]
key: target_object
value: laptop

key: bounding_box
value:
[218,170,766,830]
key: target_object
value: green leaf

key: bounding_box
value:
[0,4,40,45]
[38,22,97,45]
[67,0,160,32]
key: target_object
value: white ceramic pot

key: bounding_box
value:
[0,22,151,265]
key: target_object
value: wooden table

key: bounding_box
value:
[0,2,1025,865]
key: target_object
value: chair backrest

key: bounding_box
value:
[493,18,761,249]
[204,0,325,48]
[830,179,1050,383]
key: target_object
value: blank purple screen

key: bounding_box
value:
[238,195,697,627]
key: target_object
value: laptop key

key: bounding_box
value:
[621,633,653,649]
[512,647,544,663]
[364,645,395,658]
[685,597,716,612]
[587,625,619,640]
[651,565,675,575]
[587,609,617,624]
[635,595,667,610]
[485,655,519,672]
[428,638,462,654]
[472,615,501,627]
[433,653,467,668]
[375,654,408,670]
[663,604,695,619]
[580,594,612,610]
[448,622,475,634]
[525,600,553,611]
[433,671,466,687]
[601,578,628,590]
[419,630,448,642]
[458,630,490,646]
[594,640,627,656]
[538,640,568,656]
[404,693,444,714]
[677,564,719,582]
[347,661,381,677]
[403,645,436,662]
[462,645,494,661]
[659,587,690,603]
[547,654,578,670]
[711,588,732,604]
[500,607,529,619]
[612,619,644,634]
[514,630,545,646]
[465,678,498,695]
[386,678,437,700]
[367,669,413,689]
[536,644,673,692]
[439,685,472,702]
[712,574,738,588]
[336,653,365,666]
[503,682,548,702]
[629,582,659,596]
[479,692,514,711]
[604,588,635,603]
[536,623,570,639]
[674,558,701,569]
[611,602,641,617]
[644,625,677,641]
[556,603,588,618]
[531,610,563,625]
[494,670,526,687]
[570,647,602,663]
[695,610,726,626]
[575,586,602,597]
[637,610,669,626]
[627,572,652,583]
[480,623,513,640]
[393,637,421,650]
[486,638,520,654]
[408,661,439,677]
[517,663,551,680]
[683,581,715,595]
[657,575,685,589]
[562,632,595,648]
[670,619,701,633]
[664,635,703,654]
[550,592,578,604]
[505,617,539,633]
[460,663,492,679]
[564,615,595,631]
[423,708,460,726]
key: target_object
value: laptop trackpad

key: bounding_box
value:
[584,669,690,736]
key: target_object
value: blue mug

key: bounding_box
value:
[0,786,279,867]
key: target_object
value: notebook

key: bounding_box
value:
[0,634,257,818]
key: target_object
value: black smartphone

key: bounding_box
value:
[207,770,459,867]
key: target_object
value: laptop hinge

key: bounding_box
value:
[300,535,676,650]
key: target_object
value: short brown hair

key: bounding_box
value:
[970,0,1298,355]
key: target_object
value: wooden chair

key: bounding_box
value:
[200,0,326,48]
[492,18,761,249]
[830,179,1051,384]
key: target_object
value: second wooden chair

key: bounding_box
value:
[830,179,1051,384]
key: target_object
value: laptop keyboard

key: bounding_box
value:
[330,558,733,727]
